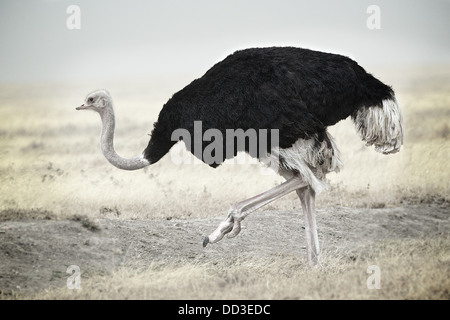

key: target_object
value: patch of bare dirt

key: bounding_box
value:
[0,204,449,296]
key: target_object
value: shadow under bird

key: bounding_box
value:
[76,47,404,266]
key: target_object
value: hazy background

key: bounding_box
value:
[1,0,449,86]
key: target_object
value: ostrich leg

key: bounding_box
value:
[204,174,308,246]
[297,187,320,266]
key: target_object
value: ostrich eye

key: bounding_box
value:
[88,97,94,103]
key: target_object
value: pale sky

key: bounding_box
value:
[0,0,449,83]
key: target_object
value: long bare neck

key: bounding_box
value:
[99,104,150,170]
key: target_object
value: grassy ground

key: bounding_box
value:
[20,237,450,300]
[0,66,449,299]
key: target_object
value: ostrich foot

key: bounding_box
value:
[203,174,307,247]
[203,215,235,247]
[203,209,245,247]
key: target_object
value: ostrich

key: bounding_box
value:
[76,47,403,266]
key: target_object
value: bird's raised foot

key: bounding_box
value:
[203,215,243,247]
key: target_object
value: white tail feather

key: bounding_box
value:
[352,98,404,154]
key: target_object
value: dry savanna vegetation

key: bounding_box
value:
[0,66,449,299]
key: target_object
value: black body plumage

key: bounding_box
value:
[144,47,394,166]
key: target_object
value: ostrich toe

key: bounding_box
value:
[204,217,234,246]
[226,218,242,238]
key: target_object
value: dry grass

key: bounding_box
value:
[26,236,450,300]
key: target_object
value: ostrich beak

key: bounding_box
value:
[76,104,88,110]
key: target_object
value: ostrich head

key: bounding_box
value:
[76,90,112,114]
[75,89,150,170]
